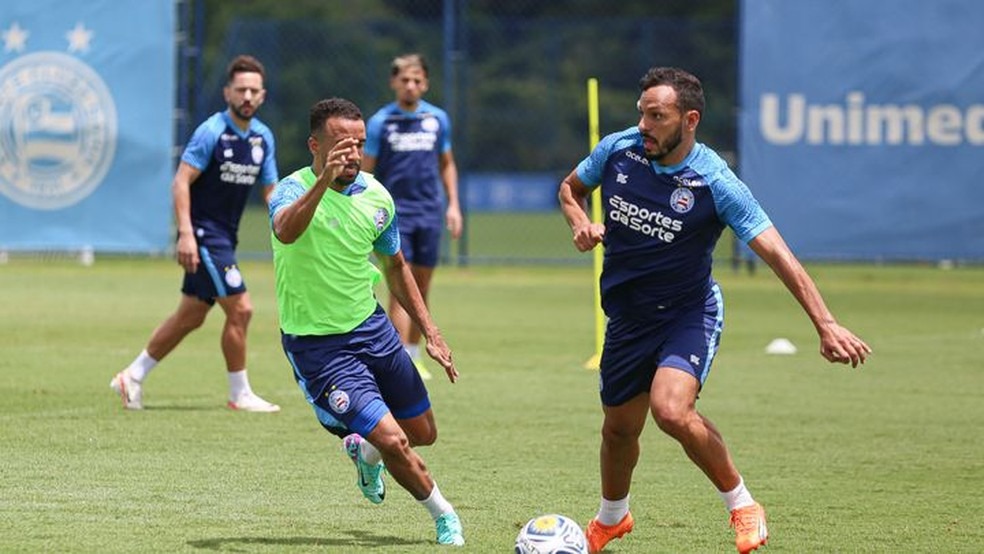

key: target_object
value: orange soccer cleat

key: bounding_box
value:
[730,502,768,553]
[585,512,634,554]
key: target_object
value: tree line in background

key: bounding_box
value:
[188,0,738,175]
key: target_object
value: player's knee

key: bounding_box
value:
[601,420,641,444]
[227,302,253,328]
[651,402,690,436]
[410,426,437,447]
[374,431,413,458]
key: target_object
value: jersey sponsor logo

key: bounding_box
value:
[327,389,350,413]
[0,50,117,210]
[616,173,628,184]
[219,160,260,185]
[608,194,683,243]
[624,149,650,166]
[386,130,438,152]
[669,187,695,214]
[224,265,243,288]
[673,175,703,188]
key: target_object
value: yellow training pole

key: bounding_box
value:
[584,78,604,370]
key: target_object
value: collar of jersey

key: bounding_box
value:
[650,143,701,175]
[222,110,254,140]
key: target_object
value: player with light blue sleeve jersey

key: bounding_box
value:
[559,67,871,554]
[363,53,462,381]
[110,55,281,413]
[270,97,464,546]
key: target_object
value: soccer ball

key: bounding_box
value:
[515,514,588,554]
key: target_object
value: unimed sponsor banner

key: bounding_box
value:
[740,0,984,261]
[0,0,173,252]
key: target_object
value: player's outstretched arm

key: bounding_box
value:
[748,226,872,367]
[558,170,605,252]
[381,251,459,383]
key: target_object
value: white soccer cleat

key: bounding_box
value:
[227,391,281,413]
[109,370,143,410]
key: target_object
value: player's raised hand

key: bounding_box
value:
[316,137,360,186]
[818,323,871,368]
[425,332,459,383]
[572,222,605,252]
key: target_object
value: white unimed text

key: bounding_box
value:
[759,92,984,146]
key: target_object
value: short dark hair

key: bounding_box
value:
[309,97,363,134]
[226,54,265,83]
[639,67,705,116]
[390,53,428,77]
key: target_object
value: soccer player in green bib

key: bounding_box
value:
[269,98,464,546]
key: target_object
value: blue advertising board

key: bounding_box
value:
[0,0,174,252]
[740,0,984,261]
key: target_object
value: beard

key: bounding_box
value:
[645,123,684,162]
[230,102,255,121]
[335,162,361,186]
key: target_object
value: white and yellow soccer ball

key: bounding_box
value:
[515,513,588,554]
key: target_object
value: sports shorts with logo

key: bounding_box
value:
[282,305,431,438]
[599,284,724,407]
[181,240,246,305]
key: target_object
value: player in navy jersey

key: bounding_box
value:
[558,67,871,554]
[363,53,462,380]
[110,55,281,413]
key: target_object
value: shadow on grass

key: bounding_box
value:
[187,531,427,550]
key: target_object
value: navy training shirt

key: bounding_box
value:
[576,127,772,320]
[181,110,278,247]
[364,100,451,225]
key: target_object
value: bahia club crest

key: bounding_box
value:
[0,21,117,210]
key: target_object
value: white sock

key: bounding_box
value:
[360,439,382,465]
[127,349,158,382]
[419,481,454,520]
[719,477,755,511]
[227,369,251,400]
[405,343,420,360]
[596,494,630,525]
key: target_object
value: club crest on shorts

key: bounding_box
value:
[327,389,351,413]
[224,266,243,288]
[670,187,695,214]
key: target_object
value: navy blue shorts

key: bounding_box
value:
[399,218,442,268]
[281,306,431,439]
[181,242,246,305]
[599,284,725,407]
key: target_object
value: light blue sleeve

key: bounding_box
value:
[437,109,453,153]
[364,110,385,157]
[710,167,773,243]
[257,125,279,185]
[268,177,306,227]
[373,212,401,255]
[575,133,619,188]
[179,117,222,171]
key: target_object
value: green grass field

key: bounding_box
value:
[1,259,982,552]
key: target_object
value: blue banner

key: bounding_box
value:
[740,0,984,261]
[0,0,174,252]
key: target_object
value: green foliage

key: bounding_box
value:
[194,1,739,175]
[1,259,983,552]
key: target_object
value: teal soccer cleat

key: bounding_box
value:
[342,434,385,504]
[435,512,465,546]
